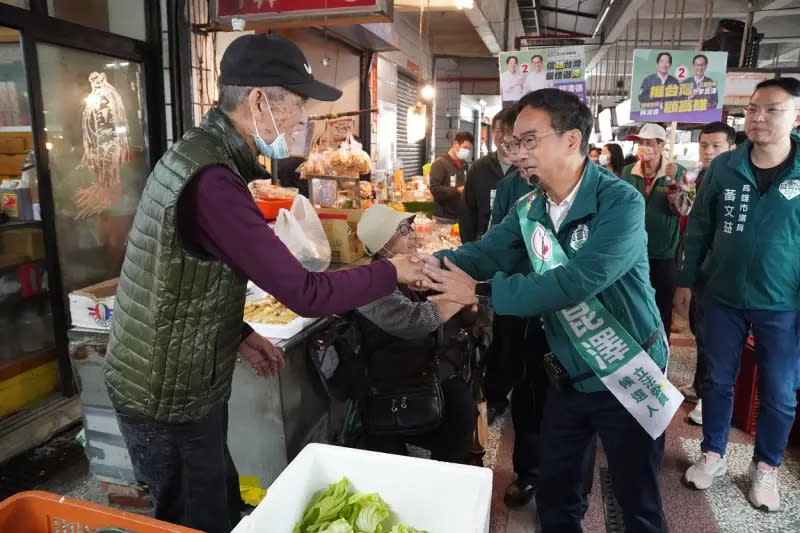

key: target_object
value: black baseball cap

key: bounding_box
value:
[219,34,342,102]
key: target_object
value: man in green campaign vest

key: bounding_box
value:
[675,77,800,513]
[417,89,679,533]
[621,123,686,339]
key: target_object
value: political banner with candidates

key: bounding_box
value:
[499,46,586,107]
[631,49,727,123]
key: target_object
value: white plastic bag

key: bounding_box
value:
[273,195,331,272]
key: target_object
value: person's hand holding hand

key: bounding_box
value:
[673,287,692,319]
[239,332,285,378]
[388,253,426,285]
[422,257,479,306]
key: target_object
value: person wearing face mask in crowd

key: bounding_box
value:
[600,143,625,177]
[354,205,476,463]
[588,146,602,163]
[430,131,475,222]
[104,34,427,533]
[622,123,686,340]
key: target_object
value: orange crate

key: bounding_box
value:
[0,491,202,533]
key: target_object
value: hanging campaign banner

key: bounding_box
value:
[631,49,728,123]
[498,46,586,107]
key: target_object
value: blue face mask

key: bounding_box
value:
[252,96,289,159]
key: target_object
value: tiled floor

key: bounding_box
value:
[486,320,800,533]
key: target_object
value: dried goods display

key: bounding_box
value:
[244,295,299,325]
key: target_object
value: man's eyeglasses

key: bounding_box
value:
[502,130,564,155]
[745,105,799,118]
[396,222,416,236]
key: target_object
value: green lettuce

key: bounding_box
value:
[293,478,426,533]
[318,519,355,533]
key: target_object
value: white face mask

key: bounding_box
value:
[457,147,471,160]
[598,154,610,166]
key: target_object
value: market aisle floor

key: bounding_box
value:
[486,321,800,533]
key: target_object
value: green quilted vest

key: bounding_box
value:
[104,107,267,423]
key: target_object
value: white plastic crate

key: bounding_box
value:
[232,443,493,533]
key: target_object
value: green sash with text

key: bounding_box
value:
[516,192,682,439]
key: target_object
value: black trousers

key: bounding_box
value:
[366,377,477,464]
[116,403,242,533]
[489,316,596,493]
[689,286,708,394]
[537,387,666,533]
[649,258,676,341]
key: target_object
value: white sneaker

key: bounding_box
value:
[684,452,727,489]
[688,400,703,425]
[748,462,780,512]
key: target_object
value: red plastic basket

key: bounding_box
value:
[0,491,202,533]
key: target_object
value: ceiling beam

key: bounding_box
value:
[633,7,800,20]
[754,0,797,23]
[586,0,645,73]
[539,5,598,19]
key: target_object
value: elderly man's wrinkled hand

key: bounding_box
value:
[422,257,479,307]
[240,332,285,378]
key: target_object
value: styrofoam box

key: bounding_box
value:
[232,443,493,533]
[68,278,118,330]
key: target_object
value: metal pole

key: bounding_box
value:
[739,1,754,68]
[671,0,679,48]
[613,41,619,100]
[661,0,667,48]
[649,0,655,48]
[697,0,712,49]
[624,25,631,96]
[678,0,686,48]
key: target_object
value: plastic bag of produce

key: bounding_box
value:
[274,195,331,272]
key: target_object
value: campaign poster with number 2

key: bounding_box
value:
[631,49,727,123]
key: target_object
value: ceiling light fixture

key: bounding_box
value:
[592,3,612,39]
[454,0,473,9]
[421,84,435,100]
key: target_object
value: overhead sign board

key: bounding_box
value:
[630,49,728,123]
[212,0,393,27]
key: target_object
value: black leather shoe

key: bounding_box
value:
[504,479,536,508]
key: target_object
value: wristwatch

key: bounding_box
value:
[475,280,492,304]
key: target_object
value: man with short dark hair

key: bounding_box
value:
[673,121,736,424]
[682,54,719,109]
[676,77,800,512]
[501,55,524,105]
[639,52,680,104]
[523,54,551,95]
[417,89,673,532]
[430,131,474,221]
[460,110,515,243]
[104,34,425,533]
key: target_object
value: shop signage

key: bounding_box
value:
[630,49,728,123]
[212,0,393,26]
[498,46,586,107]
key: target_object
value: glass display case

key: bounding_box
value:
[307,175,361,209]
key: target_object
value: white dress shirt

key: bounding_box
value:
[523,70,551,95]
[547,175,584,233]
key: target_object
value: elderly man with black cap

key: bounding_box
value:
[103,34,425,533]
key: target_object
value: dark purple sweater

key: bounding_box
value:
[176,164,396,318]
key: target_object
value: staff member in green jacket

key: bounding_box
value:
[622,123,686,339]
[417,89,670,533]
[459,110,516,243]
[675,78,800,513]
